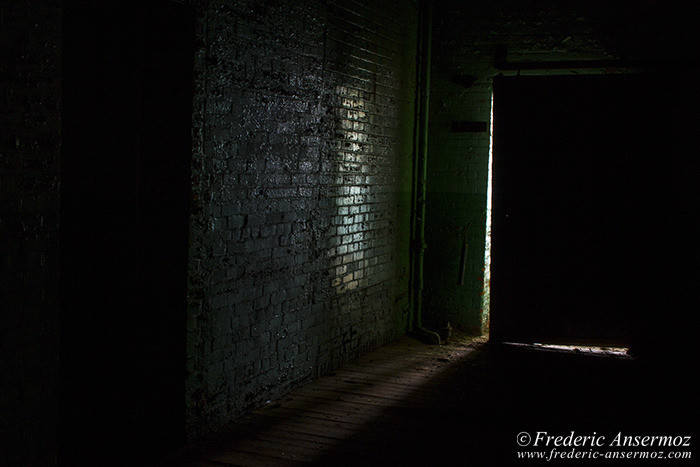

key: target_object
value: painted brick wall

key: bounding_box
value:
[423,0,694,333]
[0,1,62,464]
[185,0,417,437]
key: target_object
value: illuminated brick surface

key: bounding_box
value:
[185,0,417,438]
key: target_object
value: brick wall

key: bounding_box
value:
[0,1,62,463]
[185,0,417,437]
[422,0,693,333]
[1,0,695,461]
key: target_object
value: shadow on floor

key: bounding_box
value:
[315,345,696,465]
[165,335,697,465]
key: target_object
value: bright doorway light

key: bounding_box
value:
[503,342,630,358]
[481,93,494,334]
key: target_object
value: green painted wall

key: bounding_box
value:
[421,0,675,334]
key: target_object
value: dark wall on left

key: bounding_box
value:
[59,1,194,462]
[0,0,417,463]
[0,2,62,464]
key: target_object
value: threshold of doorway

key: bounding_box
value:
[502,341,630,358]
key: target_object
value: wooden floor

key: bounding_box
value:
[162,333,488,466]
[161,332,696,466]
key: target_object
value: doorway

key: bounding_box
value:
[490,74,661,347]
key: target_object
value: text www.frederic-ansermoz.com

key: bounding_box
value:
[516,431,692,461]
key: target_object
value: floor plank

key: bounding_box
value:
[163,333,696,466]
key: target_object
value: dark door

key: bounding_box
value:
[490,73,693,347]
[60,1,194,462]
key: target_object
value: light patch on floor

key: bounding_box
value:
[503,342,630,358]
[165,332,487,465]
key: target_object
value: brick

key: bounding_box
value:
[185,0,417,440]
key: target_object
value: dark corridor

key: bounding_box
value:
[59,1,194,462]
[3,0,699,464]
